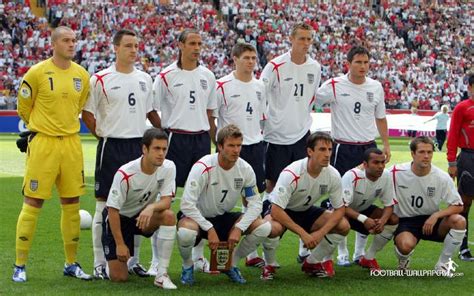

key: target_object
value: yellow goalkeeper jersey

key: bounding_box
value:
[17,58,90,136]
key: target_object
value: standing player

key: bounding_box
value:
[215,42,266,193]
[268,132,350,278]
[13,26,91,282]
[214,43,272,268]
[260,23,321,265]
[342,148,398,270]
[102,128,177,288]
[391,137,465,275]
[316,46,391,266]
[153,28,217,272]
[447,73,474,261]
[176,125,271,285]
[82,29,158,279]
[424,105,450,151]
[260,22,321,198]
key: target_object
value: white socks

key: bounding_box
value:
[177,228,197,268]
[306,233,345,263]
[232,222,271,266]
[192,239,205,261]
[92,201,106,267]
[438,229,466,265]
[150,231,160,265]
[337,236,349,259]
[156,226,176,276]
[262,237,280,266]
[353,232,368,260]
[365,224,397,259]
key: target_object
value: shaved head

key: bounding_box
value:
[51,26,75,42]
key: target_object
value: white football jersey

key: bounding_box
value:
[153,62,217,132]
[316,74,386,142]
[342,168,397,212]
[389,162,462,218]
[260,51,321,145]
[83,65,153,138]
[270,158,343,212]
[180,154,261,232]
[106,158,176,218]
[215,72,266,145]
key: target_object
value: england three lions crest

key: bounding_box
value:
[307,73,314,84]
[200,79,208,90]
[234,178,243,190]
[319,184,328,195]
[73,78,82,92]
[366,92,374,102]
[139,81,147,92]
[427,187,435,198]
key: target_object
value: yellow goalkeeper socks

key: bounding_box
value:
[61,203,80,264]
[15,203,40,266]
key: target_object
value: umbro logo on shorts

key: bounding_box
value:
[111,86,121,90]
[173,83,184,87]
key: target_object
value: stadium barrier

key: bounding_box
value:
[0,110,442,138]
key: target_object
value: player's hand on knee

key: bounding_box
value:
[302,232,317,249]
[372,219,385,234]
[207,228,220,250]
[422,215,437,236]
[136,206,154,230]
[364,218,377,233]
[116,244,130,262]
[228,227,242,248]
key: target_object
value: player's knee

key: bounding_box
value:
[449,214,466,230]
[269,221,284,238]
[336,218,350,236]
[251,221,271,238]
[160,209,176,226]
[395,237,415,254]
[388,214,399,225]
[177,227,197,247]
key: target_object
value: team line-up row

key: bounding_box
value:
[11,24,474,288]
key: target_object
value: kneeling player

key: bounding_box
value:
[269,132,350,278]
[391,137,466,276]
[102,128,177,288]
[177,125,271,285]
[342,148,398,270]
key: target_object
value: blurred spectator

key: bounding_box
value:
[0,0,471,111]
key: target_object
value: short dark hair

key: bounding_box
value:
[306,131,333,150]
[290,22,313,37]
[231,43,256,58]
[217,124,243,146]
[410,136,434,153]
[469,73,474,87]
[363,148,384,163]
[141,128,168,148]
[347,46,370,62]
[113,29,137,46]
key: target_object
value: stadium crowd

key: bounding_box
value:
[0,0,472,111]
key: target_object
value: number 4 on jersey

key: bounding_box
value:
[246,102,253,115]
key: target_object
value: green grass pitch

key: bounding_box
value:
[0,134,473,295]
